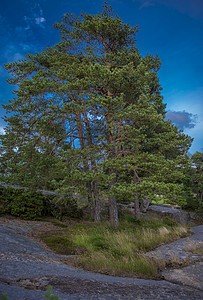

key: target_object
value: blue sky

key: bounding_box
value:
[0,0,202,153]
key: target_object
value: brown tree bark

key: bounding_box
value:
[108,173,119,227]
[134,193,141,220]
[133,171,141,219]
[81,106,101,222]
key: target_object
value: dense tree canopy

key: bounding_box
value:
[0,3,193,226]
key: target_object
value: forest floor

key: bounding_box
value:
[0,216,203,300]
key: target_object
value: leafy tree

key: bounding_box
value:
[190,152,203,210]
[1,3,192,226]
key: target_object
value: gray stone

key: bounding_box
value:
[0,222,203,300]
[140,198,150,213]
[148,205,190,225]
[162,262,203,291]
[189,211,203,222]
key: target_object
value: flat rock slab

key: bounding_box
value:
[146,225,203,264]
[162,262,203,291]
[0,223,203,300]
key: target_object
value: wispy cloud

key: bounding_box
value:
[35,17,46,25]
[139,1,155,9]
[24,6,46,29]
[132,0,203,20]
[2,44,24,62]
[166,110,197,130]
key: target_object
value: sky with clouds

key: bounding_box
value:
[0,0,202,153]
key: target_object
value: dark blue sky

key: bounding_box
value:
[0,0,202,153]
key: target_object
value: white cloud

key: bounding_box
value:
[35,17,46,25]
[0,127,5,135]
[23,4,46,29]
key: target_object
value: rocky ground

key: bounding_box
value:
[0,217,203,300]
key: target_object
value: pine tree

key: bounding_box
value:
[1,3,193,226]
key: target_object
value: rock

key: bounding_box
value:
[148,205,190,225]
[140,198,150,213]
[189,211,203,222]
[162,262,203,291]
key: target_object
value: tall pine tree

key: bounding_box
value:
[1,3,192,226]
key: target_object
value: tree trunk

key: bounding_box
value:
[134,193,141,220]
[75,110,95,219]
[82,107,101,222]
[86,181,94,219]
[109,195,119,227]
[93,181,101,223]
[108,173,119,227]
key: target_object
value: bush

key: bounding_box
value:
[0,185,83,220]
[0,186,45,220]
[51,198,83,220]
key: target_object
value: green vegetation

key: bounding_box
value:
[0,3,196,227]
[44,286,63,300]
[0,186,45,220]
[0,286,63,300]
[41,217,189,278]
[187,246,203,255]
[0,185,83,220]
[0,294,9,300]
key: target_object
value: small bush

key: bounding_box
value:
[0,294,9,300]
[44,285,63,300]
[0,186,45,220]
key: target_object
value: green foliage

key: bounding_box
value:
[0,294,9,300]
[0,186,45,219]
[0,3,193,226]
[44,286,63,300]
[0,184,83,220]
[41,233,77,255]
[181,152,203,212]
[51,220,68,228]
[163,217,178,227]
[0,286,64,300]
[191,152,203,211]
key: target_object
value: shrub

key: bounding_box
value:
[0,186,45,219]
[0,286,63,300]
[0,185,83,220]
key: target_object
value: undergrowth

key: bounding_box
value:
[41,215,189,278]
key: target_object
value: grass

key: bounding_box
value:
[185,239,203,255]
[41,215,189,279]
[187,246,203,255]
